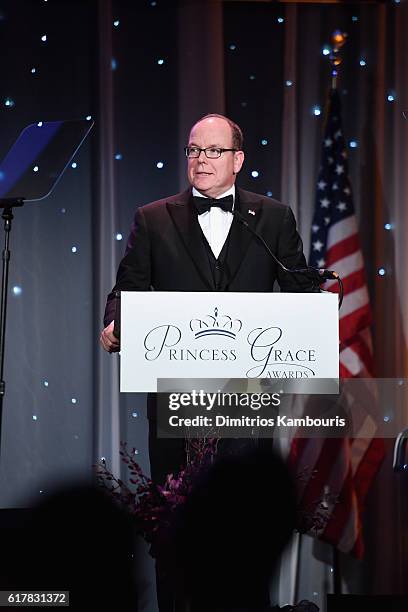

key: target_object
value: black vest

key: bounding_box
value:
[200,230,231,291]
[198,193,239,291]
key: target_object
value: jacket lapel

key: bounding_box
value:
[220,188,264,291]
[166,191,214,290]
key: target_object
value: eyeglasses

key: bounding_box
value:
[184,146,238,159]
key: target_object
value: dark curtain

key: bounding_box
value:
[0,1,407,610]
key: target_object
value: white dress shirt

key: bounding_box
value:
[192,185,235,259]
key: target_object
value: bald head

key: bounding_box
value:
[187,115,245,198]
[192,114,244,150]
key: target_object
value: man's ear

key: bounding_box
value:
[233,150,245,175]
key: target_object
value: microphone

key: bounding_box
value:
[393,427,408,472]
[233,209,339,286]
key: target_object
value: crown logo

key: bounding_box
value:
[190,307,242,340]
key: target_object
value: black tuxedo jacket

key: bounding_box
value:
[104,187,314,326]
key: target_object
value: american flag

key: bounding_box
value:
[289,89,384,557]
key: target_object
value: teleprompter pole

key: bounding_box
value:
[0,199,24,454]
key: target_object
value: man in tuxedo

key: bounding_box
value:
[100,113,313,475]
[101,112,312,337]
[100,113,314,611]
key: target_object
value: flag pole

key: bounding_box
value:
[328,28,348,597]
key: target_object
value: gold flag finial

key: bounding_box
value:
[329,30,348,89]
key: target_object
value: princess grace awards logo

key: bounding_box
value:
[143,306,317,378]
[190,307,242,339]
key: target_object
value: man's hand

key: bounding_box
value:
[100,321,120,353]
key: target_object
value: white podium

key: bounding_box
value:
[119,292,339,393]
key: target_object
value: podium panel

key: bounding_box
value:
[120,292,339,393]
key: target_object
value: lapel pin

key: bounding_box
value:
[248,209,255,216]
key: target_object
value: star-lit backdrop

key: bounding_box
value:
[0,0,404,532]
[0,0,407,608]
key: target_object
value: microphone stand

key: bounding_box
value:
[0,198,25,455]
[233,210,344,308]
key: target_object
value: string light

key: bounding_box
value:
[378,268,386,276]
[266,191,273,197]
[229,44,236,51]
[285,80,293,87]
[359,59,367,67]
[322,46,331,56]
[12,286,22,295]
[156,161,164,168]
[113,20,120,27]
[387,92,396,102]
[384,223,392,230]
[132,411,138,418]
[115,153,122,160]
[71,398,77,404]
[261,139,268,145]
[157,58,164,65]
[71,246,78,253]
[4,98,15,107]
[111,58,117,70]
[349,140,358,148]
[33,166,39,172]
[41,34,47,42]
[251,170,259,178]
[71,162,77,168]
[43,381,49,387]
[277,17,284,24]
[115,233,123,241]
[312,105,321,116]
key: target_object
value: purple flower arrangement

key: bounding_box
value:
[95,437,218,555]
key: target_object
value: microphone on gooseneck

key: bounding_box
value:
[232,209,341,291]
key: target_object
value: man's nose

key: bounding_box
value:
[197,149,208,161]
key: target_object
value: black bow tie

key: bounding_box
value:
[193,194,234,215]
